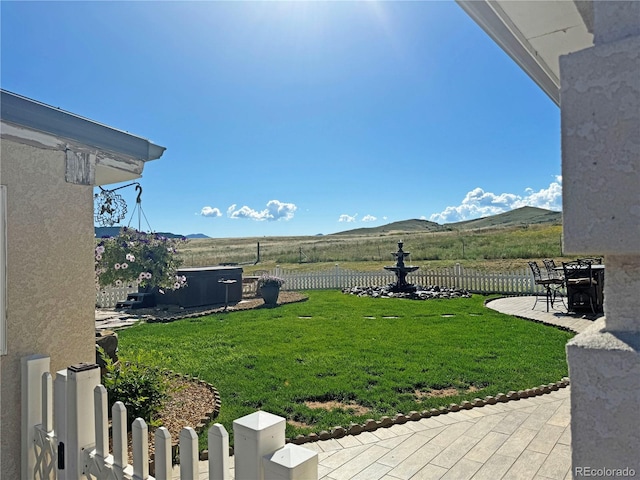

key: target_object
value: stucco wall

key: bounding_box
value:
[0,139,95,478]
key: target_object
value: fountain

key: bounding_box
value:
[384,241,419,293]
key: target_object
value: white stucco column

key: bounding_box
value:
[561,1,640,476]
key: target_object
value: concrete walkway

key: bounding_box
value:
[173,295,594,480]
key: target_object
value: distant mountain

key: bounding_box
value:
[333,207,561,235]
[94,226,209,239]
[331,218,446,236]
[446,206,562,230]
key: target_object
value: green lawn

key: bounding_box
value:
[116,290,573,443]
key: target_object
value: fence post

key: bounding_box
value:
[233,411,285,480]
[21,354,50,480]
[154,427,172,480]
[132,418,150,479]
[65,363,100,478]
[208,423,230,480]
[54,370,68,479]
[263,443,319,480]
[179,427,199,480]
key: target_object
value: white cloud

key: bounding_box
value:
[227,200,297,221]
[430,177,562,223]
[338,214,358,223]
[362,214,377,222]
[200,206,222,217]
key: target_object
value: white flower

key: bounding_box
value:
[114,263,121,270]
[96,246,105,254]
[145,272,152,279]
[174,282,181,289]
[115,279,122,286]
[121,263,128,270]
[126,253,135,262]
[95,254,102,261]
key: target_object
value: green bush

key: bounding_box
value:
[99,348,169,425]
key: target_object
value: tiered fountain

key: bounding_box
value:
[384,241,419,293]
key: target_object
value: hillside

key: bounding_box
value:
[333,207,561,236]
[447,206,562,230]
[331,218,446,236]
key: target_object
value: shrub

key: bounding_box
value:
[99,348,169,425]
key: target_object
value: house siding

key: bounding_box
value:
[0,139,95,478]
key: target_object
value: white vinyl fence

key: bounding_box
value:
[96,264,542,307]
[23,355,317,480]
[269,264,540,295]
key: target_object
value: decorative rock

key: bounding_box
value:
[294,435,307,445]
[364,420,378,432]
[448,403,460,412]
[472,398,484,407]
[409,411,422,421]
[331,426,346,438]
[496,393,508,402]
[485,396,497,405]
[394,414,408,424]
[379,416,393,427]
[430,408,440,416]
[348,424,364,435]
[342,284,471,301]
[549,383,559,391]
[307,433,319,442]
[461,401,473,410]
[318,431,331,440]
[420,410,432,418]
[506,391,518,400]
[95,330,119,368]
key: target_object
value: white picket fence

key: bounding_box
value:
[23,355,317,480]
[269,264,540,295]
[96,264,542,308]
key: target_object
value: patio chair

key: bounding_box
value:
[542,258,566,306]
[577,257,603,265]
[528,261,563,312]
[562,261,598,314]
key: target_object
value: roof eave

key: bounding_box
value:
[456,0,561,106]
[0,89,166,186]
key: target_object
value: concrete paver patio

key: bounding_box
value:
[171,294,593,480]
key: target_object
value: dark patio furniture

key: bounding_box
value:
[543,259,564,281]
[562,261,601,314]
[577,257,603,265]
[529,261,564,312]
[115,292,156,309]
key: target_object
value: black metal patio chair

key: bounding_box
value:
[542,259,566,307]
[528,261,563,312]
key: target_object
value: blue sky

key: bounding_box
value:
[1,1,562,238]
